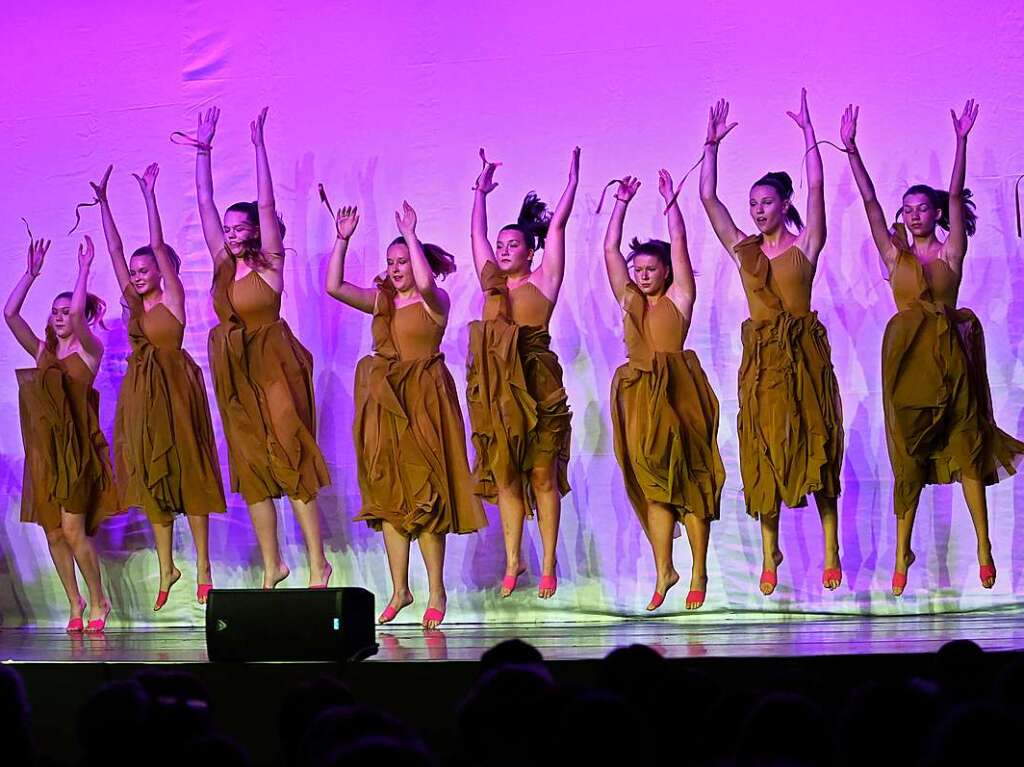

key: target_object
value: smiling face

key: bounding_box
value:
[129,253,161,296]
[223,210,260,257]
[632,254,670,296]
[901,192,941,238]
[495,227,533,275]
[749,184,789,234]
[386,242,415,292]
[49,296,72,339]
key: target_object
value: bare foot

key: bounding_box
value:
[500,565,527,598]
[263,562,290,590]
[422,591,447,629]
[892,549,916,596]
[686,574,708,610]
[154,567,182,611]
[310,561,332,588]
[379,589,414,624]
[647,569,680,611]
[823,547,842,591]
[760,550,784,596]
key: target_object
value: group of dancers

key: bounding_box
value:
[7,91,1021,632]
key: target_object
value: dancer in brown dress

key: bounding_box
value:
[326,202,486,628]
[468,147,579,598]
[194,107,331,589]
[699,91,844,595]
[5,235,117,631]
[841,100,1022,595]
[90,163,227,610]
[604,171,725,611]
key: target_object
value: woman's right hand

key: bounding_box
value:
[89,164,114,202]
[336,206,360,240]
[27,238,50,277]
[473,149,499,195]
[197,107,220,147]
[78,235,95,272]
[841,104,859,151]
[615,176,641,204]
[706,99,738,145]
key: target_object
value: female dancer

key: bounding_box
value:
[90,163,226,609]
[841,100,1023,594]
[194,107,331,589]
[5,235,117,631]
[468,147,578,599]
[604,171,725,611]
[699,91,844,595]
[325,201,486,628]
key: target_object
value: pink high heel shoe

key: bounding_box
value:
[759,569,778,595]
[892,570,908,596]
[685,590,706,610]
[500,573,520,597]
[196,583,213,603]
[647,591,665,611]
[980,563,997,588]
[310,563,333,590]
[86,602,111,633]
[66,597,87,633]
[422,607,445,628]
[822,567,843,590]
[538,574,557,598]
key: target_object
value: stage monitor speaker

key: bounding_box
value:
[205,587,378,662]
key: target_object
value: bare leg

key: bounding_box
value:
[247,499,289,589]
[45,528,84,622]
[151,521,181,610]
[61,510,108,623]
[496,481,528,597]
[682,512,711,609]
[815,491,842,590]
[418,532,447,628]
[962,478,995,588]
[893,502,918,597]
[759,513,784,596]
[288,497,330,587]
[643,501,679,610]
[379,522,414,622]
[185,515,212,599]
[531,462,560,598]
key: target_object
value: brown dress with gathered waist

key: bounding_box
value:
[611,283,725,524]
[17,334,118,535]
[208,261,330,505]
[466,262,572,510]
[882,224,1023,517]
[114,289,226,525]
[734,235,844,519]
[353,280,486,537]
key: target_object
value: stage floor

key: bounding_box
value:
[3,609,1024,663]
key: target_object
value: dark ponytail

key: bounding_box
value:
[499,191,552,251]
[753,171,803,230]
[899,184,977,237]
[626,237,674,289]
[55,291,107,329]
[388,237,456,279]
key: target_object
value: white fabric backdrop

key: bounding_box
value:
[1,0,1023,626]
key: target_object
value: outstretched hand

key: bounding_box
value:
[251,106,269,147]
[840,104,859,150]
[615,176,641,203]
[473,148,500,194]
[132,163,159,196]
[27,238,50,277]
[78,235,95,271]
[197,107,220,147]
[568,146,581,182]
[657,169,676,204]
[336,206,359,240]
[786,88,813,131]
[395,201,417,237]
[707,99,738,145]
[89,165,114,202]
[951,98,979,139]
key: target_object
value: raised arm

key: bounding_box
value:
[195,107,228,264]
[534,146,580,298]
[945,99,979,272]
[250,108,284,278]
[699,99,744,262]
[325,205,376,313]
[70,236,103,361]
[89,165,132,294]
[840,104,893,267]
[134,163,185,321]
[396,201,450,324]
[602,177,638,305]
[659,169,696,318]
[471,151,499,284]
[787,88,826,264]
[4,239,48,358]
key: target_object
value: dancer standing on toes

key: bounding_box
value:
[89,163,227,610]
[604,172,725,612]
[840,101,1023,596]
[699,91,844,596]
[6,235,118,631]
[468,147,579,599]
[194,107,332,590]
[325,202,486,628]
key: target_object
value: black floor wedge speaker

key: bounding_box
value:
[205,587,378,662]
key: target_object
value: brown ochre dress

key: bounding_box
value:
[882,224,1023,517]
[611,282,725,524]
[114,289,226,524]
[208,261,330,505]
[466,262,572,510]
[17,333,118,535]
[352,280,486,537]
[734,235,844,519]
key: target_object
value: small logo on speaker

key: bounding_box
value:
[216,620,228,632]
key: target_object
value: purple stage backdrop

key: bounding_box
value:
[1,1,1023,627]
